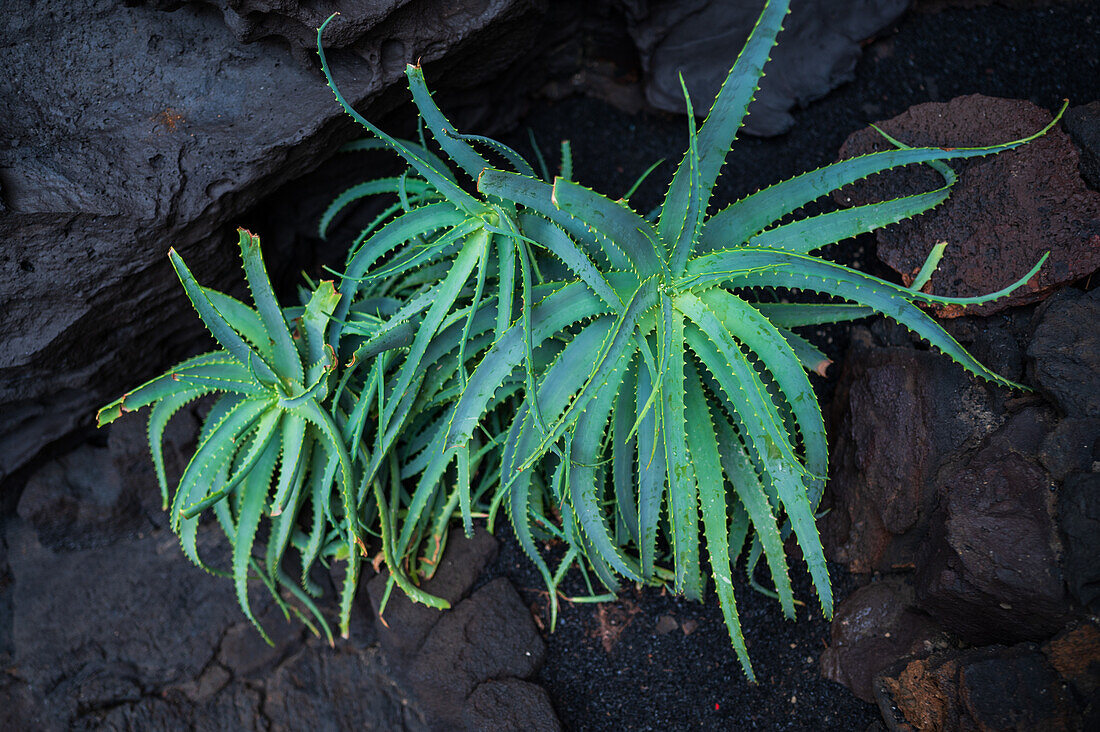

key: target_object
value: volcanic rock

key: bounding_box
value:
[913,423,1069,644]
[0,0,558,484]
[1063,101,1100,191]
[1027,288,1100,419]
[617,0,910,136]
[820,576,943,703]
[366,528,559,731]
[833,95,1100,317]
[874,628,1100,731]
[822,328,1009,575]
[825,304,1087,646]
[1059,472,1100,613]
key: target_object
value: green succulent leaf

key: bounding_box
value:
[99,0,1062,680]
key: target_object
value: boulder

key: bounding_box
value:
[0,0,557,484]
[410,579,551,729]
[825,296,1093,644]
[463,679,562,732]
[615,0,911,136]
[822,324,1012,575]
[1059,472,1100,613]
[366,528,559,731]
[1027,288,1100,419]
[913,426,1069,644]
[820,576,943,703]
[875,645,1071,730]
[833,95,1100,317]
[1063,101,1100,191]
[365,525,500,660]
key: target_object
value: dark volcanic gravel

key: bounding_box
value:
[481,523,876,731]
[477,2,1099,730]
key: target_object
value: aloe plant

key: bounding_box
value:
[97,230,368,641]
[101,0,1064,679]
[316,1,1059,678]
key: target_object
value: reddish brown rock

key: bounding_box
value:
[875,645,1078,731]
[823,329,1006,575]
[875,628,1100,732]
[834,95,1100,318]
[914,438,1069,645]
[1043,620,1100,693]
[820,577,943,703]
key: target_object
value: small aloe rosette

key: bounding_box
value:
[98,229,364,642]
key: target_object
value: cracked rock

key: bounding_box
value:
[263,642,428,732]
[367,528,559,731]
[463,678,562,732]
[0,0,555,484]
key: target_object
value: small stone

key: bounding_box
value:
[655,615,678,635]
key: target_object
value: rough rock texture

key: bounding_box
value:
[616,0,911,136]
[874,621,1100,731]
[824,284,1099,697]
[1064,101,1100,192]
[368,526,500,660]
[463,678,561,732]
[1027,288,1100,419]
[913,424,1068,644]
[366,528,560,731]
[1,411,564,729]
[1043,620,1100,715]
[1060,472,1100,613]
[822,325,1013,576]
[0,0,557,484]
[15,409,193,551]
[0,409,431,730]
[820,577,943,703]
[1030,289,1100,614]
[4,516,431,730]
[834,95,1100,317]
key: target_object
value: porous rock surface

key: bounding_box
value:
[366,527,560,731]
[1,411,427,730]
[1,411,559,730]
[833,95,1100,317]
[615,0,911,136]
[821,287,1100,711]
[0,0,552,484]
[873,619,1100,730]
